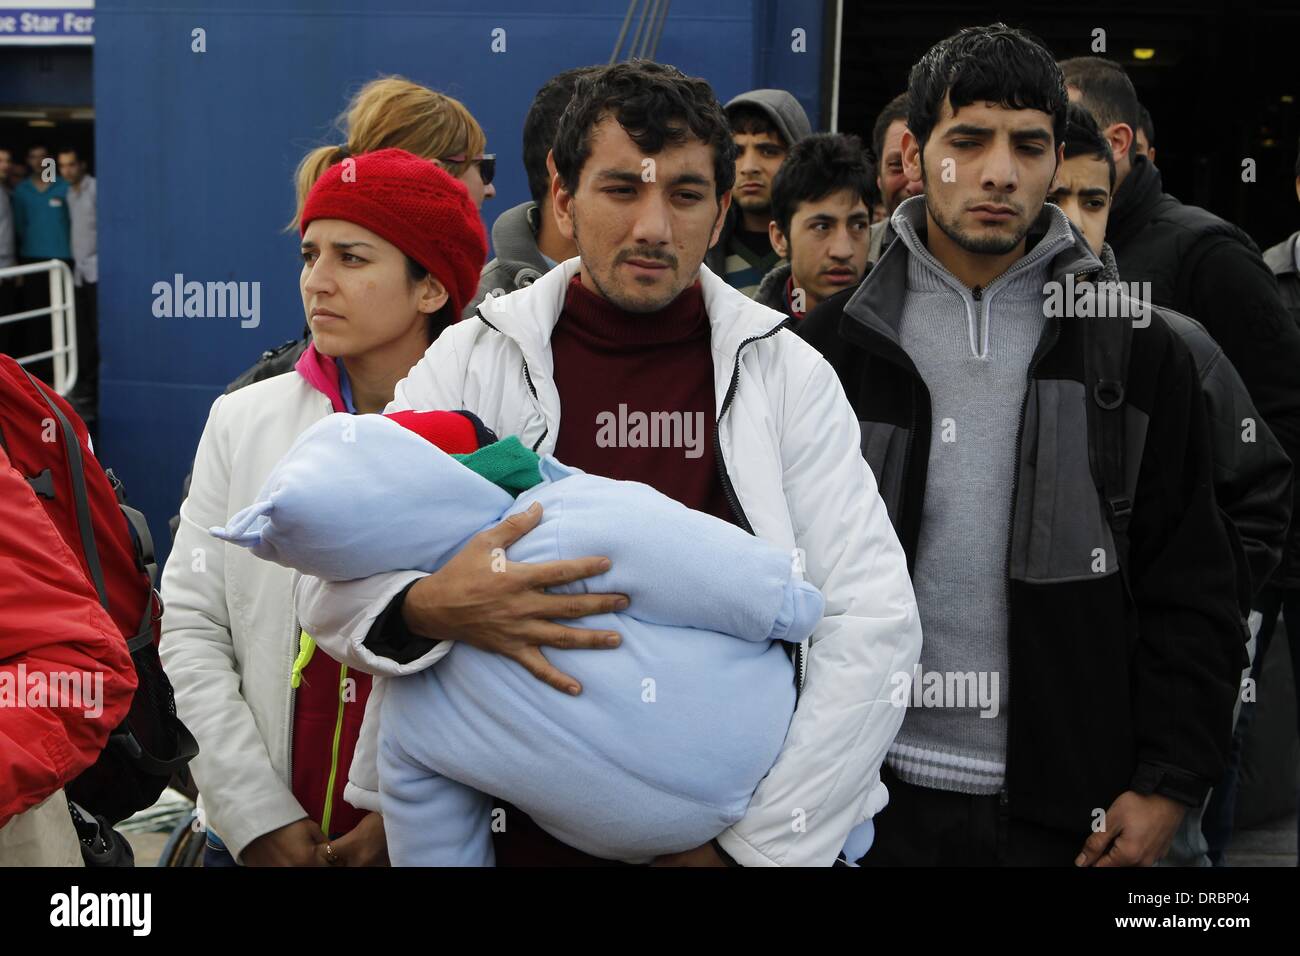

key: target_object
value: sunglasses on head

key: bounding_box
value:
[441,153,495,186]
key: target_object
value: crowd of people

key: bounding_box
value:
[2,20,1299,868]
[0,143,98,428]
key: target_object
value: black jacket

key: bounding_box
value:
[1096,242,1293,601]
[1108,156,1300,588]
[1262,230,1300,330]
[799,210,1247,837]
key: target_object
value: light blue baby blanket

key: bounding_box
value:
[212,413,826,863]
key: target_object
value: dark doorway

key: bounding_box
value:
[835,1,1300,248]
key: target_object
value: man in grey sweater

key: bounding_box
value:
[800,23,1245,866]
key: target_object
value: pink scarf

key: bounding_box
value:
[294,342,348,413]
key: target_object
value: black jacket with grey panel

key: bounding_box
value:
[798,209,1248,836]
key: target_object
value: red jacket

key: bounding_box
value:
[0,446,136,829]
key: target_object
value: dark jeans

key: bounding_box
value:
[1202,586,1300,864]
[202,830,239,867]
[862,765,1084,866]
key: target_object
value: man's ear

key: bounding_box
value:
[550,150,576,241]
[901,128,923,184]
[419,275,450,316]
[708,189,733,250]
[1294,176,1300,203]
[768,220,789,259]
[1104,122,1135,164]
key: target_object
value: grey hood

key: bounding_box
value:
[464,201,551,319]
[724,89,812,146]
[489,201,549,273]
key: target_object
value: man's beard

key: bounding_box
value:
[734,191,770,216]
[920,157,1036,256]
[571,212,683,314]
[924,191,1031,256]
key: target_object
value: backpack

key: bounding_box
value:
[0,356,198,824]
[1082,312,1134,591]
[222,332,311,394]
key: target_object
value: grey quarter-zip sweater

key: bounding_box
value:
[886,196,1076,795]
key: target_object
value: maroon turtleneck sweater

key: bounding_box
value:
[549,275,735,522]
[492,275,739,866]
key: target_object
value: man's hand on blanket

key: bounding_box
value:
[242,818,329,867]
[315,812,389,867]
[402,501,628,696]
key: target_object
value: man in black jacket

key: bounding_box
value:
[1060,56,1300,613]
[1063,56,1300,866]
[1262,138,1300,341]
[1049,101,1293,865]
[799,24,1245,866]
[1222,138,1300,865]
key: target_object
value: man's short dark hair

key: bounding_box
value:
[907,23,1068,155]
[871,92,910,166]
[552,60,737,200]
[523,66,601,206]
[770,133,873,236]
[1295,133,1300,178]
[1136,103,1154,149]
[57,147,81,161]
[1062,102,1115,190]
[727,104,782,143]
[1058,56,1141,160]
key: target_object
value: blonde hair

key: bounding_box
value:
[290,75,486,230]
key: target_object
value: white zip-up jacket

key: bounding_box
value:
[296,259,922,866]
[159,372,380,861]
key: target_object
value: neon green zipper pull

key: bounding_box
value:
[291,631,317,688]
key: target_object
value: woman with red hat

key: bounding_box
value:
[159,148,487,867]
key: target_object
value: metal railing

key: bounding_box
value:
[0,259,78,395]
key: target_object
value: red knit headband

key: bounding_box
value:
[300,147,488,318]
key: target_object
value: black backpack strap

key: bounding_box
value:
[116,498,162,650]
[1083,314,1135,584]
[19,367,109,609]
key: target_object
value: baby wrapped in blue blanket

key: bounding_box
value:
[212,411,826,865]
